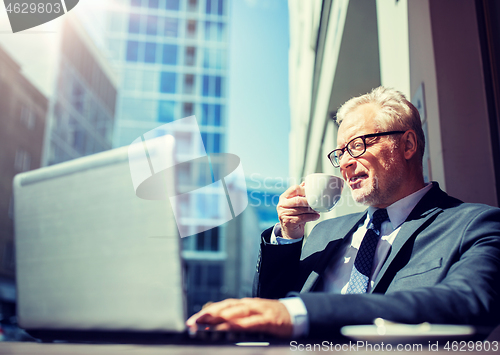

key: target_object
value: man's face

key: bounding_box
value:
[336,103,405,208]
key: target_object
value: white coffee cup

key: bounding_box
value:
[304,173,344,212]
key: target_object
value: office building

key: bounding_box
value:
[226,177,286,298]
[81,0,230,315]
[0,11,118,319]
[43,18,118,166]
[0,45,48,319]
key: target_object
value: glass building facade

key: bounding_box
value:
[106,0,228,153]
[46,20,117,166]
[103,0,230,315]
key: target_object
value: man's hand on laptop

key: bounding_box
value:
[186,298,293,338]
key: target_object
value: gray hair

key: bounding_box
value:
[336,86,425,161]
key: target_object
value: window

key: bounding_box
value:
[201,132,208,152]
[160,72,176,93]
[202,75,210,96]
[196,233,205,251]
[123,69,141,91]
[122,98,157,122]
[164,17,178,37]
[8,195,13,219]
[185,46,196,66]
[201,75,223,97]
[203,48,224,69]
[205,21,211,41]
[218,0,224,15]
[214,104,221,126]
[103,123,113,144]
[85,136,95,155]
[54,102,64,131]
[107,39,122,61]
[148,0,159,8]
[216,48,224,69]
[205,21,215,41]
[144,42,157,63]
[14,149,31,172]
[107,11,123,33]
[176,131,193,154]
[126,40,139,61]
[217,22,225,41]
[73,127,86,154]
[71,81,85,113]
[215,76,222,97]
[188,0,198,12]
[183,74,195,94]
[142,70,158,92]
[183,102,194,117]
[195,228,220,251]
[201,103,209,125]
[158,100,176,122]
[3,241,15,272]
[203,48,218,68]
[199,132,222,153]
[203,48,210,68]
[213,133,221,153]
[20,105,35,129]
[162,44,177,65]
[165,0,179,10]
[187,20,197,38]
[206,0,224,15]
[146,15,158,35]
[131,0,142,7]
[200,104,222,126]
[128,14,141,33]
[176,162,192,186]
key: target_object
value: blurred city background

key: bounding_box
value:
[1,0,500,341]
[0,0,290,333]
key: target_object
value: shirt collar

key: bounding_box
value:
[368,183,433,229]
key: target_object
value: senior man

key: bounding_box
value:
[187,87,500,339]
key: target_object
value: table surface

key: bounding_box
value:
[1,326,498,355]
[0,341,498,355]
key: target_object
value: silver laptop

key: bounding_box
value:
[13,145,186,338]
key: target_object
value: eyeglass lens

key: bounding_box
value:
[332,137,365,166]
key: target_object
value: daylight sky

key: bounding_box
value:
[227,0,290,181]
[0,0,291,181]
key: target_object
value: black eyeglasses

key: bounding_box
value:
[327,131,406,168]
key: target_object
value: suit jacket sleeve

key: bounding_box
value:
[252,226,303,299]
[299,206,500,339]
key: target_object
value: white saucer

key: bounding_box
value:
[341,321,475,344]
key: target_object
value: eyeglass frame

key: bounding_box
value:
[327,130,407,168]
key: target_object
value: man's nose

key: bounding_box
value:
[339,152,355,170]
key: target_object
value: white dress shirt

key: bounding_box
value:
[271,183,432,337]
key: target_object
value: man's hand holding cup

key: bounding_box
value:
[277,174,344,240]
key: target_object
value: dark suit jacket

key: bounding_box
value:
[253,182,500,338]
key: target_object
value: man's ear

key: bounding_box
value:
[403,130,418,160]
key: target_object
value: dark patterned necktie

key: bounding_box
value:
[346,208,389,294]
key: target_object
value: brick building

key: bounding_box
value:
[0,45,48,319]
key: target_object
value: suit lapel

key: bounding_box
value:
[301,212,367,292]
[371,183,445,292]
